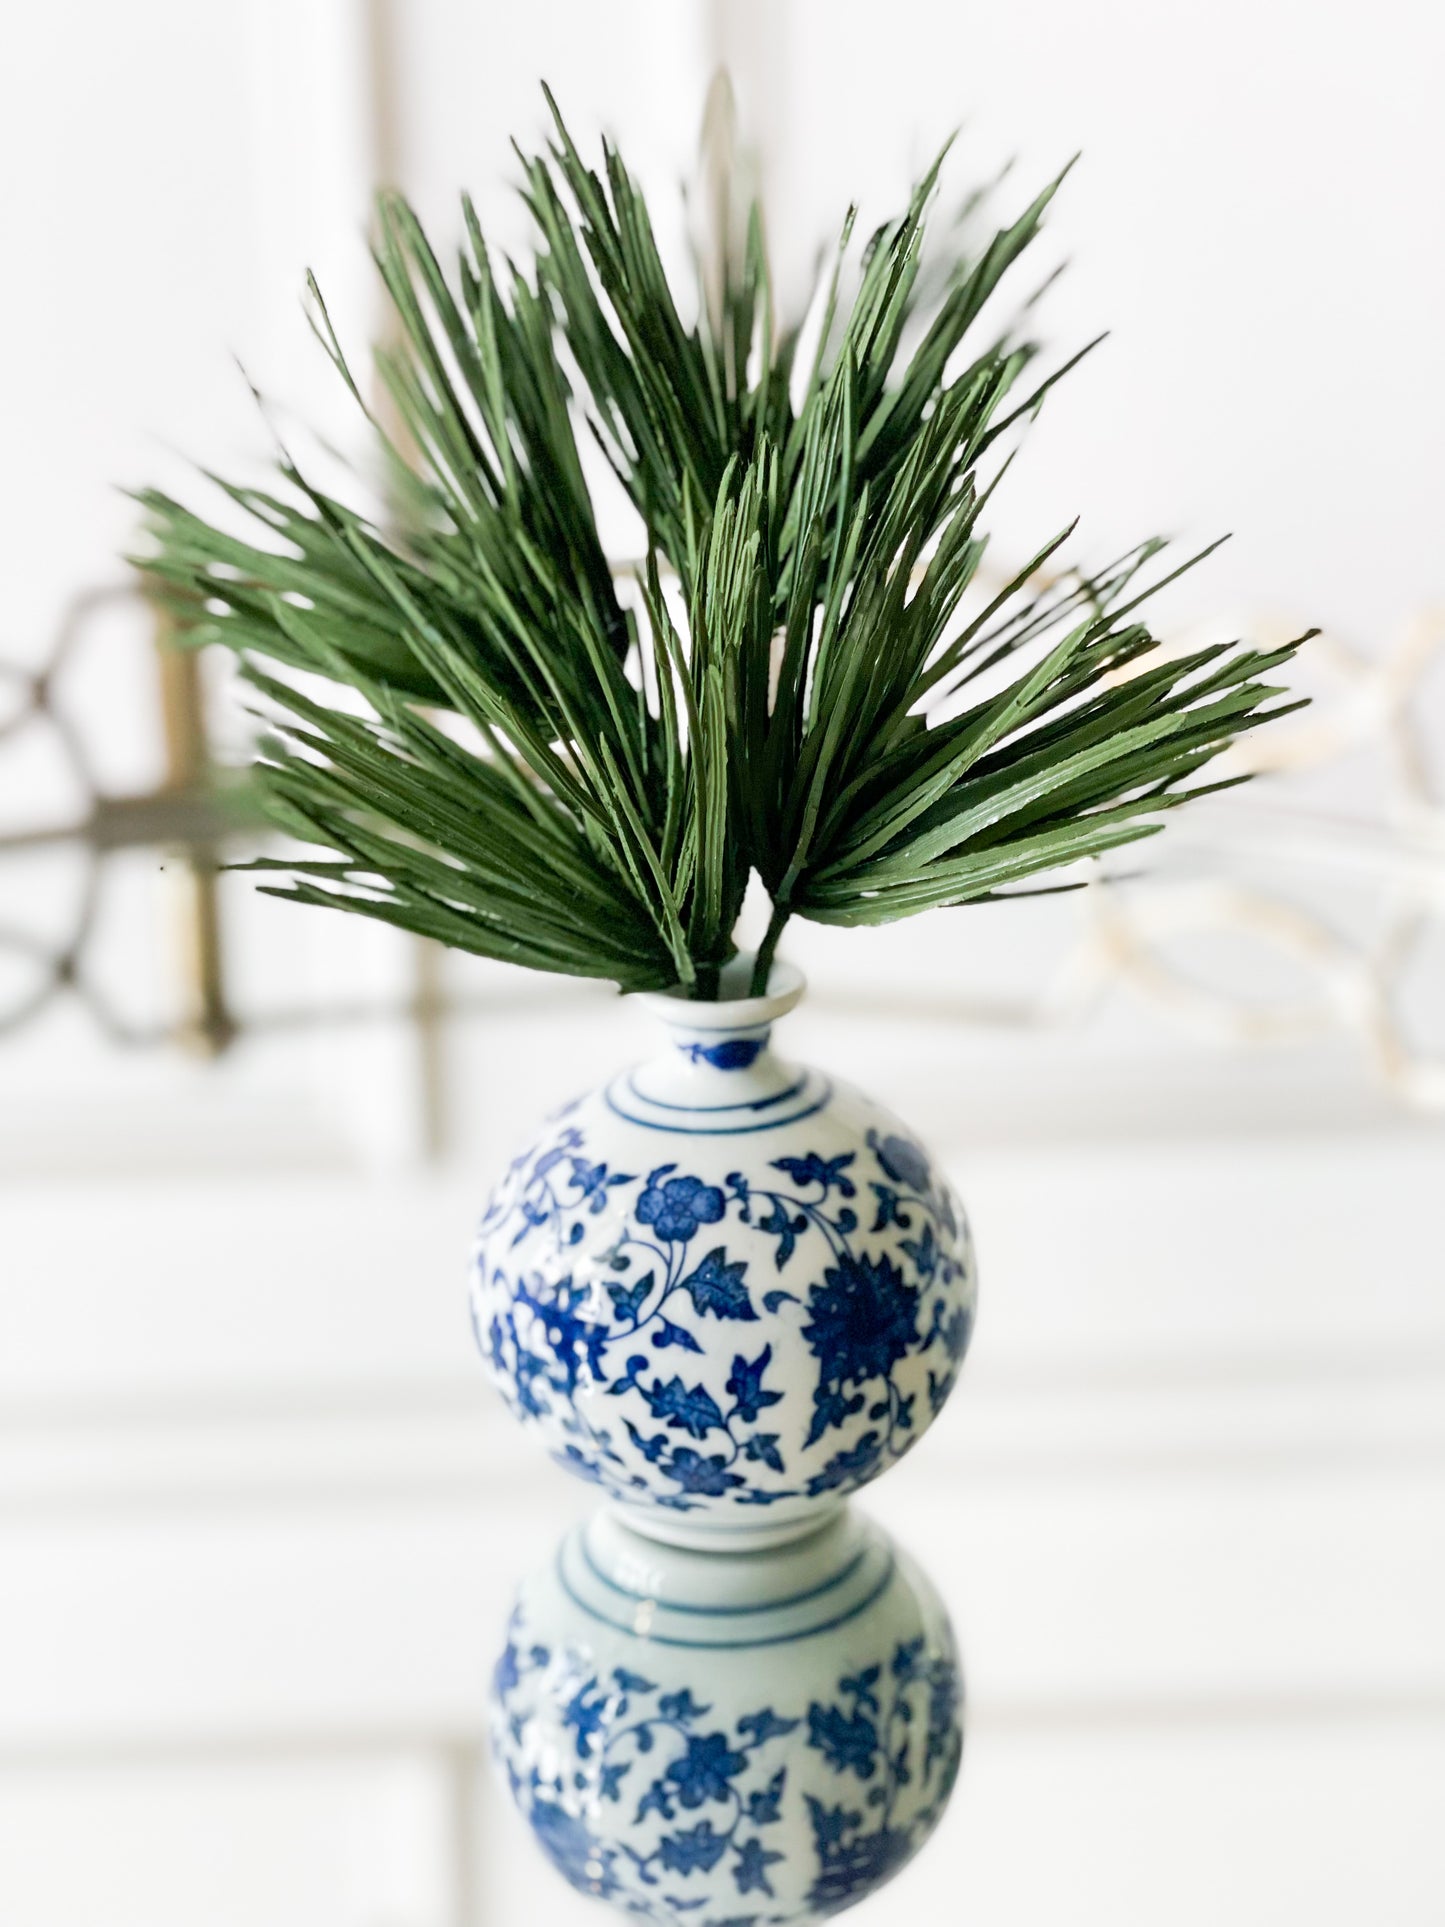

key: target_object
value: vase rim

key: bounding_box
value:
[635,954,806,1032]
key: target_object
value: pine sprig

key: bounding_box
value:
[133,92,1312,999]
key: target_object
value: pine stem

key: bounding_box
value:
[749,901,791,997]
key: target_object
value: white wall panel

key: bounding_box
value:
[716,0,1445,643]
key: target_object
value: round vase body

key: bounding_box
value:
[492,1505,963,1922]
[471,965,977,1545]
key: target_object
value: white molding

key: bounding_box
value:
[4,1333,1440,1517]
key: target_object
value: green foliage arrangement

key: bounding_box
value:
[136,89,1309,1000]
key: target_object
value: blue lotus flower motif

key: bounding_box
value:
[665,1729,750,1808]
[870,1130,932,1195]
[802,1252,921,1391]
[635,1168,726,1243]
[806,1701,879,1779]
[665,1447,745,1496]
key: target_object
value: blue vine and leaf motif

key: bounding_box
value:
[476,1117,972,1508]
[494,1616,962,1920]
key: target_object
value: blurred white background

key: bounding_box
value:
[2,2,1442,1923]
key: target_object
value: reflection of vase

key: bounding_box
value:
[492,1506,963,1922]
[471,959,977,1546]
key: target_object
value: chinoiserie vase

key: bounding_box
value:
[492,1504,963,1923]
[471,957,978,1547]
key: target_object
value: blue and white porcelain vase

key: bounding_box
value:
[471,958,977,1546]
[474,955,977,1918]
[492,1506,963,1922]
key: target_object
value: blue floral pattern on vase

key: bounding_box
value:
[472,1086,976,1531]
[493,1591,961,1922]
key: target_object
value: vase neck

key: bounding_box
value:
[585,1500,871,1601]
[630,957,807,1111]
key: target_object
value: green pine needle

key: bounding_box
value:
[133,90,1312,1000]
